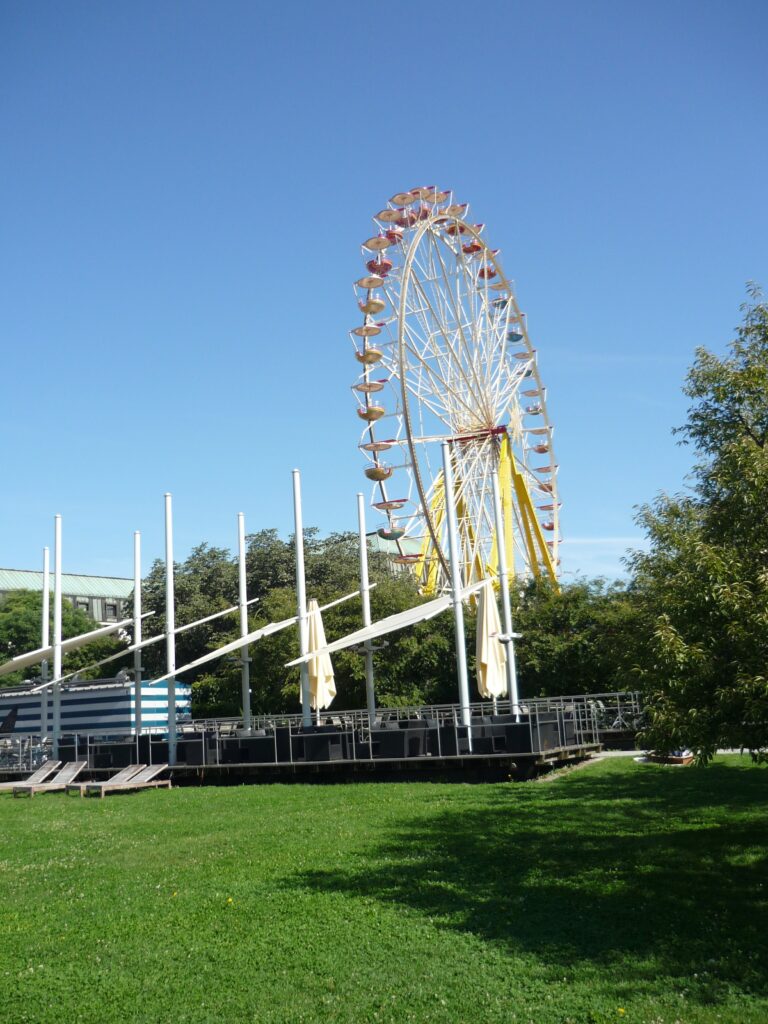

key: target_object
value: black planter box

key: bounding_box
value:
[499,723,533,754]
[239,736,278,763]
[532,721,560,752]
[437,725,471,756]
[178,739,205,765]
[372,728,407,758]
[303,732,343,762]
[220,739,243,764]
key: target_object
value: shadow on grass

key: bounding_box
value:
[290,761,768,1005]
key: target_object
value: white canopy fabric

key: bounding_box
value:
[151,617,297,684]
[150,587,366,685]
[475,580,507,699]
[307,599,336,711]
[0,617,140,678]
[32,600,261,692]
[286,580,485,667]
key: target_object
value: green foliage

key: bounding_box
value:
[0,757,766,1024]
[0,590,128,687]
[513,577,647,697]
[630,288,768,760]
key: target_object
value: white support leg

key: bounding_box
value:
[41,546,50,742]
[164,494,177,766]
[237,512,252,731]
[133,531,143,740]
[52,516,62,758]
[441,442,471,728]
[491,469,520,716]
[292,470,312,728]
[357,493,376,724]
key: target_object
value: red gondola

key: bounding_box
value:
[360,439,395,453]
[366,256,393,276]
[373,498,406,511]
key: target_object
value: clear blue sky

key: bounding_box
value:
[2,1,766,582]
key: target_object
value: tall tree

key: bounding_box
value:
[630,288,768,760]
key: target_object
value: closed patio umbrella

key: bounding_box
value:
[476,580,507,699]
[307,599,336,711]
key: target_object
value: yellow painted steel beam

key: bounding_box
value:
[417,473,445,596]
[499,436,516,577]
[508,452,559,586]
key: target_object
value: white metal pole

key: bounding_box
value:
[357,493,376,724]
[40,547,50,741]
[237,512,252,731]
[491,469,520,716]
[164,494,177,765]
[52,516,62,758]
[441,442,471,728]
[133,531,143,740]
[292,469,312,727]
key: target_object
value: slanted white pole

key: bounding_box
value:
[164,494,177,765]
[237,512,252,731]
[292,469,312,727]
[491,468,520,717]
[357,493,376,724]
[133,531,143,739]
[52,516,62,758]
[441,442,471,728]
[40,547,50,741]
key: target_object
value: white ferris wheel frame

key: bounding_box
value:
[351,194,560,589]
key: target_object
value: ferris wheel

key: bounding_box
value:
[350,186,560,594]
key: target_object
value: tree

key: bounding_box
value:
[0,590,128,687]
[629,288,768,761]
[512,577,646,698]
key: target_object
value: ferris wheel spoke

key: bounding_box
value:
[406,275,488,417]
[427,230,484,387]
[398,322,481,425]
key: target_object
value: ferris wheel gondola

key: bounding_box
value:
[349,187,560,593]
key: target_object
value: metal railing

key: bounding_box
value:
[0,692,626,770]
[0,693,642,774]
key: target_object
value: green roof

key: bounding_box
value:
[0,569,133,600]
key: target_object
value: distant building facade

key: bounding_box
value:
[0,569,134,622]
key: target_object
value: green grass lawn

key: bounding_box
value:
[1,756,766,1024]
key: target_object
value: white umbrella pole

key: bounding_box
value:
[491,469,520,716]
[357,492,376,724]
[133,531,143,739]
[292,470,312,727]
[441,442,471,728]
[164,494,177,765]
[52,516,62,758]
[237,512,252,731]
[41,546,50,741]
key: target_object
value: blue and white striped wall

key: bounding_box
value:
[0,681,192,735]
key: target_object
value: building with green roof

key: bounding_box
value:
[0,568,133,622]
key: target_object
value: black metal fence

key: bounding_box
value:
[0,692,642,773]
